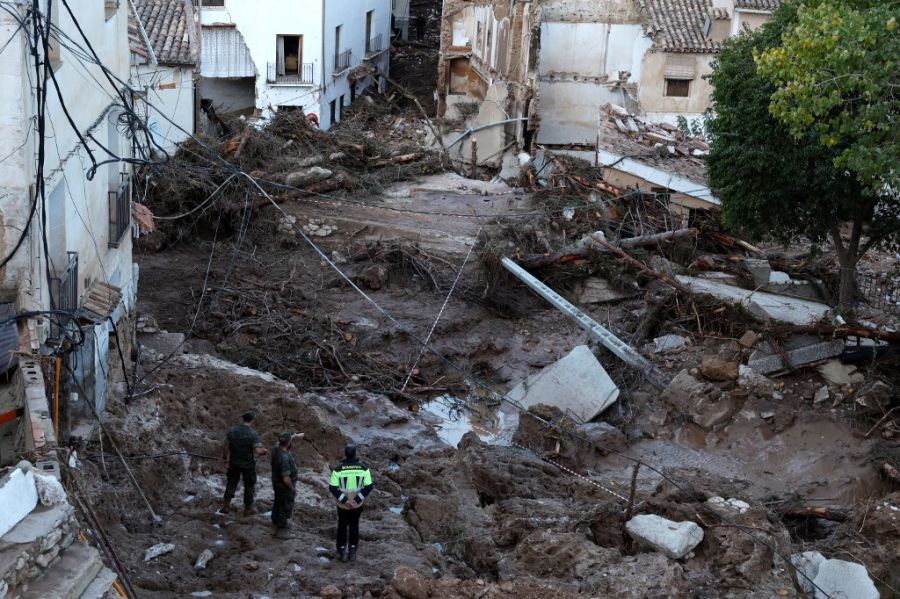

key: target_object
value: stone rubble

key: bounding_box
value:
[625,514,704,560]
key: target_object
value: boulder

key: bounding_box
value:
[791,551,825,597]
[625,514,704,559]
[660,370,710,413]
[813,559,880,599]
[738,365,775,395]
[699,356,739,381]
[653,334,688,354]
[320,585,342,599]
[391,566,429,599]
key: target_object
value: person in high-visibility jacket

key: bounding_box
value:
[328,445,374,562]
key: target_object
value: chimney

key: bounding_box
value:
[704,4,732,42]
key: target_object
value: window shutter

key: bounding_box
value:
[664,55,696,80]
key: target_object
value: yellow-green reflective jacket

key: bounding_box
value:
[329,459,374,509]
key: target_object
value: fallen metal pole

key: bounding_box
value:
[501,257,669,389]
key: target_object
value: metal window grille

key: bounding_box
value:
[108,176,131,248]
[854,271,900,314]
[366,34,383,56]
[50,251,78,338]
[334,49,351,72]
[267,62,315,84]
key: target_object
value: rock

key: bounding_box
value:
[357,265,388,290]
[768,271,791,284]
[738,330,759,348]
[818,360,865,386]
[707,496,750,514]
[295,154,324,168]
[748,339,844,374]
[284,166,333,187]
[625,514,704,559]
[245,560,259,571]
[692,394,738,430]
[812,559,879,599]
[661,370,709,413]
[320,585,342,599]
[391,565,428,599]
[738,365,775,395]
[699,356,739,381]
[791,551,825,597]
[743,258,771,287]
[578,422,628,455]
[144,543,175,562]
[653,334,688,354]
[813,385,830,405]
[194,549,214,570]
[575,277,633,304]
[507,345,619,422]
[854,380,892,411]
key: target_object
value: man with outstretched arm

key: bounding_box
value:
[329,445,374,562]
[270,431,304,538]
[220,411,267,516]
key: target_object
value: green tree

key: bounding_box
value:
[706,3,898,307]
[757,0,899,191]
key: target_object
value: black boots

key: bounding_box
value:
[338,546,357,562]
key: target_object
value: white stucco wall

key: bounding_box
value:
[134,64,195,153]
[0,0,133,311]
[0,468,37,537]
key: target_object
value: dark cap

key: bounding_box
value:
[344,445,357,459]
[279,431,293,442]
[242,411,256,422]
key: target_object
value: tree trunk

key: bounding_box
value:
[831,222,863,309]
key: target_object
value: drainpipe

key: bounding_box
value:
[447,117,528,148]
[320,0,326,120]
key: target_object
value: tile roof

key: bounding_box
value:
[598,104,711,191]
[641,0,721,53]
[131,0,196,65]
[734,0,781,10]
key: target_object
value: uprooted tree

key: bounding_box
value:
[706,2,900,307]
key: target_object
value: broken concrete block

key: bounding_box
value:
[661,370,709,412]
[747,339,844,375]
[791,551,825,597]
[707,496,749,514]
[738,330,759,348]
[576,277,633,304]
[768,271,791,284]
[144,543,175,562]
[284,166,332,187]
[625,514,704,559]
[813,385,830,405]
[738,365,775,395]
[692,395,739,430]
[194,549,214,570]
[653,334,688,354]
[743,258,771,287]
[675,276,831,325]
[817,360,865,386]
[699,356,739,381]
[507,345,619,422]
[813,559,880,599]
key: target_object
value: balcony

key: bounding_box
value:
[334,49,351,74]
[108,176,131,248]
[365,34,384,58]
[266,62,315,85]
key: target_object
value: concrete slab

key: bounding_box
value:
[676,275,832,325]
[507,345,619,422]
[0,468,38,538]
[1,503,74,545]
[21,543,103,599]
[747,340,845,375]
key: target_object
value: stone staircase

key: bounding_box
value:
[0,468,118,599]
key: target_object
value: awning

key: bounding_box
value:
[80,282,123,324]
[201,26,256,78]
[664,55,696,80]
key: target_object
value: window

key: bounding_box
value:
[665,78,690,97]
[335,25,342,55]
[330,99,337,125]
[350,83,356,103]
[204,0,225,6]
[365,10,374,51]
[276,35,303,77]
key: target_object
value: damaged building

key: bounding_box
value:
[436,0,781,171]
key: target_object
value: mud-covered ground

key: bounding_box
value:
[79,176,900,597]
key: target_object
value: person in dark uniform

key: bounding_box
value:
[329,445,374,562]
[220,411,267,516]
[270,431,304,537]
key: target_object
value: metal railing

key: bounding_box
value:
[334,49,351,73]
[108,176,131,248]
[365,33,383,57]
[855,271,900,315]
[266,62,315,85]
[50,251,78,339]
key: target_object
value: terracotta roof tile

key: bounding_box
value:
[132,0,196,65]
[641,0,721,54]
[734,0,781,10]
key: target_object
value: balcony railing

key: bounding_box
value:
[365,33,384,57]
[266,62,315,85]
[334,49,351,73]
[108,176,131,248]
[50,252,78,338]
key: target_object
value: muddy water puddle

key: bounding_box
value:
[419,396,518,446]
[624,417,883,503]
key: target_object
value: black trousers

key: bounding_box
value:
[336,506,363,549]
[224,464,256,507]
[272,485,295,528]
